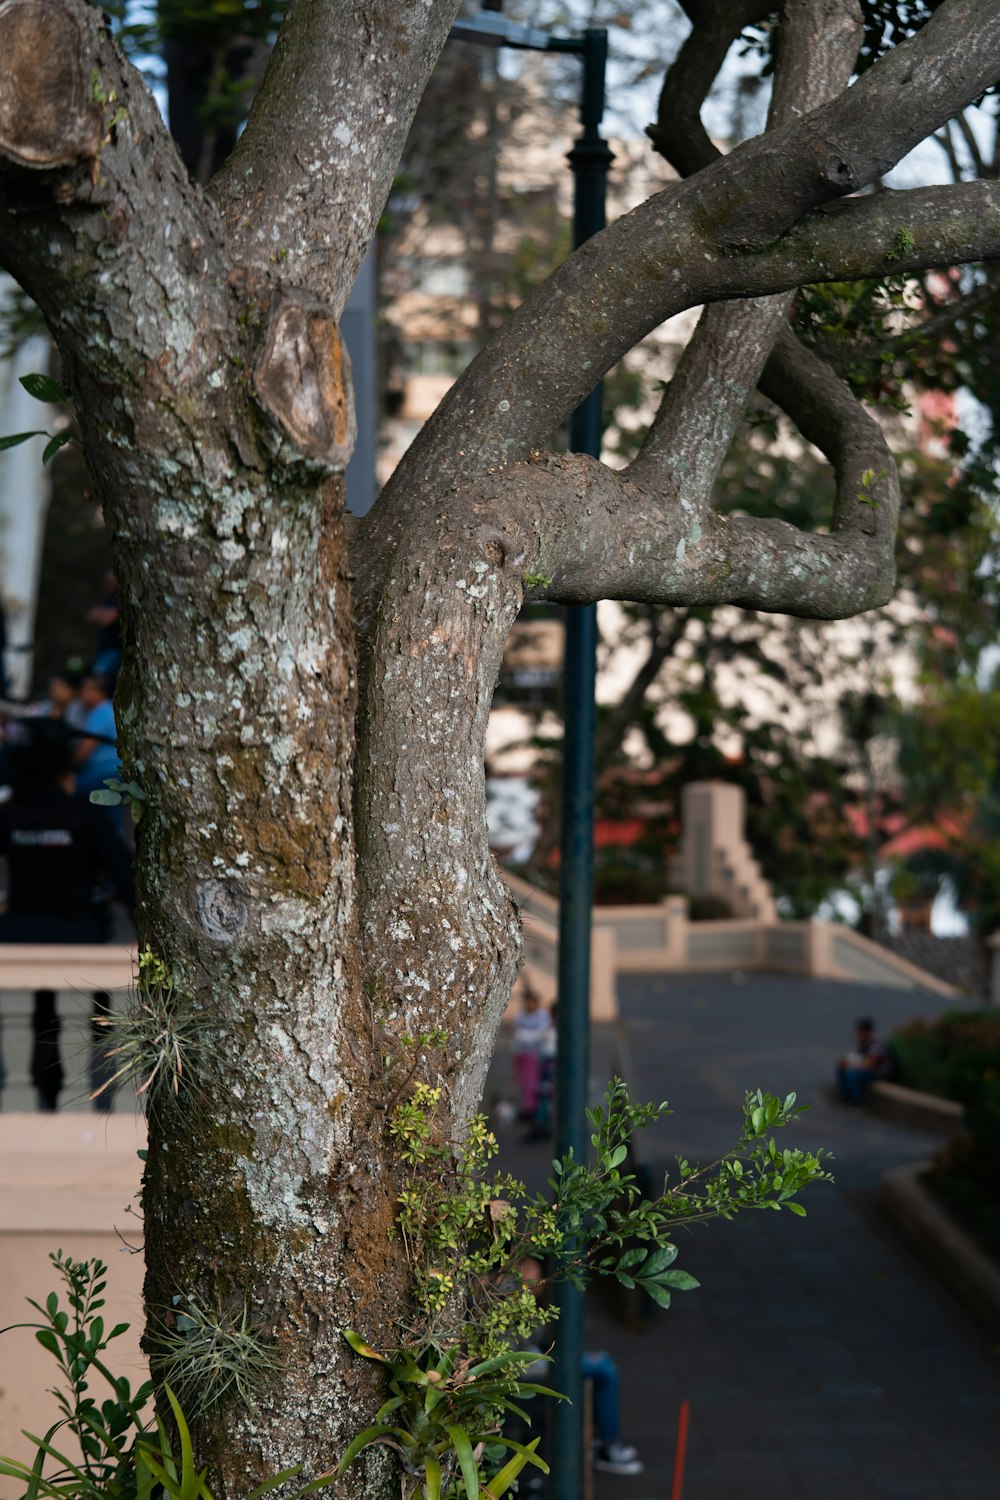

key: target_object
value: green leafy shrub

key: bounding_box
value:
[337,1078,831,1500]
[893,1011,1000,1100]
[591,851,673,906]
[336,1336,558,1500]
[893,1010,1000,1257]
[0,1252,335,1500]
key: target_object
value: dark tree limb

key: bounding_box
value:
[647,0,773,176]
[358,176,1000,629]
[629,296,794,502]
[594,610,692,767]
[632,2,861,518]
[758,324,899,547]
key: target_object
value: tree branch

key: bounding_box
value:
[0,0,245,482]
[512,446,896,619]
[696,0,1000,252]
[363,0,1000,600]
[629,296,794,501]
[634,3,862,506]
[955,109,990,180]
[207,0,464,314]
[757,319,899,540]
[647,0,773,176]
[594,610,691,766]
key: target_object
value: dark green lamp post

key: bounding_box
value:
[548,34,611,1500]
[447,15,612,1498]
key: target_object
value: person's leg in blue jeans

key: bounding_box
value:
[583,1351,643,1473]
[581,1351,620,1444]
[838,1065,869,1105]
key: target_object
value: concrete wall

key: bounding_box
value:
[503,872,959,1019]
[0,1114,147,1461]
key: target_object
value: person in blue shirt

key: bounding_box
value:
[73,673,120,802]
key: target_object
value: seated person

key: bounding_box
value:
[837,1017,896,1105]
[584,1350,644,1476]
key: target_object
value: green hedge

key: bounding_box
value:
[892,1011,1000,1258]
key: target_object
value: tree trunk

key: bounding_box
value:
[7,0,1000,1493]
[117,460,404,1491]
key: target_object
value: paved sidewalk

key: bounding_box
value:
[489,972,1000,1500]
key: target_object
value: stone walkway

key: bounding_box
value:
[490,971,1000,1500]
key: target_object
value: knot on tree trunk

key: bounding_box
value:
[253,290,356,469]
[0,0,103,168]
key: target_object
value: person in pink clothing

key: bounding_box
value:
[511,984,549,1122]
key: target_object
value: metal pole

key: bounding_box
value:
[552,30,611,1500]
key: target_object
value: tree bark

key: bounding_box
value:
[4,0,1000,1493]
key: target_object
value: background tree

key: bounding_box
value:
[3,0,1000,1494]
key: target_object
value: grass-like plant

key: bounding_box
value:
[91,949,212,1110]
[336,1335,559,1500]
[149,1294,284,1419]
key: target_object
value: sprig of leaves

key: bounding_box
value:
[90,775,148,822]
[0,1255,335,1500]
[0,373,80,462]
[336,1336,560,1500]
[344,1077,832,1500]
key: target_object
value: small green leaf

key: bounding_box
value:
[335,1424,414,1476]
[617,1247,646,1271]
[655,1268,700,1291]
[244,1465,305,1500]
[643,1244,679,1275]
[20,373,67,403]
[163,1384,200,1500]
[42,431,73,463]
[786,1201,807,1216]
[486,1437,547,1500]
[0,430,47,451]
[342,1329,388,1362]
[642,1281,673,1309]
[34,1328,60,1358]
[292,1473,341,1497]
[89,789,123,806]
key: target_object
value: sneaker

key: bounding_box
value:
[593,1441,643,1476]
